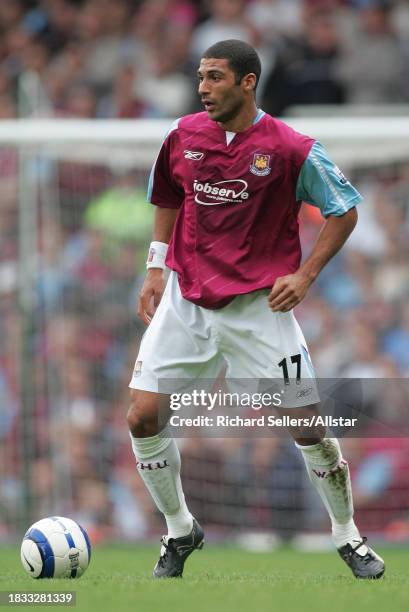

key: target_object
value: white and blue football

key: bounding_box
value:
[21,516,91,579]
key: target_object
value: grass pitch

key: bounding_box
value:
[1,544,409,612]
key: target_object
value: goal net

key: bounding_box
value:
[1,117,409,546]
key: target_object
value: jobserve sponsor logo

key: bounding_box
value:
[193,179,249,206]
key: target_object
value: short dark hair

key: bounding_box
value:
[202,39,261,91]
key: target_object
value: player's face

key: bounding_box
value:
[197,58,247,123]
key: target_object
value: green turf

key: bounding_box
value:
[1,544,408,612]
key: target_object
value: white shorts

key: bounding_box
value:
[129,272,319,407]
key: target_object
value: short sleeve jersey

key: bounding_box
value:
[148,110,362,309]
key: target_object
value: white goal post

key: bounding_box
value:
[1,116,409,168]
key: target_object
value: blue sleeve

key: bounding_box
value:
[296,141,363,218]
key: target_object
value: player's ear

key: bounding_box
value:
[242,73,257,93]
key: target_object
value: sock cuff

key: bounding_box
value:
[130,426,173,459]
[296,437,342,466]
[294,440,322,451]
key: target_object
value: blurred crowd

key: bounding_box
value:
[1,0,409,119]
[1,0,409,544]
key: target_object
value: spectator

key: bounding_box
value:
[136,41,193,117]
[45,42,88,112]
[247,0,303,44]
[382,302,409,374]
[261,9,345,116]
[84,171,154,243]
[190,0,259,61]
[62,82,98,117]
[336,0,405,104]
[32,0,78,54]
[0,0,25,32]
[339,319,395,378]
[79,0,133,95]
[97,64,160,118]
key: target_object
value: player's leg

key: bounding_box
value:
[269,311,383,577]
[284,408,384,578]
[273,400,356,543]
[219,291,384,578]
[280,405,354,539]
[127,272,220,576]
[127,389,193,538]
[127,388,204,577]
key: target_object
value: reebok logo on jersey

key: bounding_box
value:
[184,150,204,161]
[193,179,249,206]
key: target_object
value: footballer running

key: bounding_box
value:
[127,39,385,580]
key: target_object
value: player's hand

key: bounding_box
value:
[268,272,312,312]
[137,269,166,325]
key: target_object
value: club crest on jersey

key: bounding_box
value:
[250,153,271,176]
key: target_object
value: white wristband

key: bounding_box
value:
[146,241,168,269]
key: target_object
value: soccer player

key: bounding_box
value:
[127,39,385,580]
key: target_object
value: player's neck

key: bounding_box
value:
[217,102,259,133]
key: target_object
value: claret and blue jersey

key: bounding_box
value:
[148,109,362,309]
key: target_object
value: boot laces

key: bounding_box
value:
[158,536,172,567]
[351,536,368,554]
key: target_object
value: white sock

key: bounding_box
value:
[296,438,367,552]
[130,428,193,539]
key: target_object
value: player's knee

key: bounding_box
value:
[127,390,148,435]
[126,407,143,437]
[127,389,160,437]
[293,423,326,446]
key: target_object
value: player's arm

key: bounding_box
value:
[269,141,362,313]
[138,119,183,324]
[138,207,178,325]
[269,208,357,312]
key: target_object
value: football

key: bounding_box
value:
[20,516,91,579]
